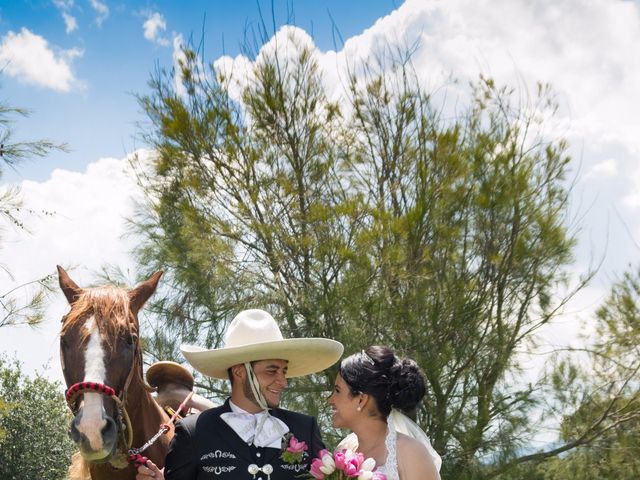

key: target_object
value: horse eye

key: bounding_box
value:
[127,333,138,345]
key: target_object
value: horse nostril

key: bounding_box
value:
[69,410,85,443]
[69,419,81,443]
[101,417,117,440]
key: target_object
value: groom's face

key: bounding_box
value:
[245,359,289,408]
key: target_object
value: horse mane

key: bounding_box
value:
[61,287,137,346]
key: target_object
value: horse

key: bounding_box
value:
[58,265,172,480]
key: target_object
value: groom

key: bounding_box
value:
[136,309,343,479]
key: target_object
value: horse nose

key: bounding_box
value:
[69,409,118,458]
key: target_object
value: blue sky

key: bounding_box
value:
[1,3,640,447]
[0,0,399,182]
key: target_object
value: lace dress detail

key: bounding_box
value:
[384,414,400,480]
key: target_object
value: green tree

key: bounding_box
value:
[0,356,75,479]
[0,94,66,328]
[132,31,601,478]
[540,413,640,479]
[534,268,640,479]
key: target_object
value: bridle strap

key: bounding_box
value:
[65,380,134,450]
[120,341,143,406]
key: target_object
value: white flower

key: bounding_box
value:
[344,449,357,460]
[361,457,376,472]
[357,457,377,480]
[320,451,335,474]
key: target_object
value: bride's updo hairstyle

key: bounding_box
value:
[339,345,426,419]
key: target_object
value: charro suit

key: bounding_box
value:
[165,399,324,479]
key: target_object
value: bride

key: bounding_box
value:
[329,346,441,480]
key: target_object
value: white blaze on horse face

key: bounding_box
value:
[78,316,109,450]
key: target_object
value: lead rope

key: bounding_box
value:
[127,391,194,467]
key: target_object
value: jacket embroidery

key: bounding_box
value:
[201,450,238,460]
[202,465,237,474]
[280,463,307,473]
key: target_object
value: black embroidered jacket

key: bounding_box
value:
[165,399,324,479]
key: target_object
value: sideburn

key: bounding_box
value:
[243,376,259,407]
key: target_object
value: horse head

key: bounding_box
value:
[57,266,162,464]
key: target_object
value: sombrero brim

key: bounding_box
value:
[181,338,343,379]
[146,361,194,390]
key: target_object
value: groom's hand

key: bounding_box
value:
[136,459,164,480]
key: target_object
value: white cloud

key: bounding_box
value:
[0,151,150,382]
[584,158,618,181]
[62,12,78,34]
[53,0,74,8]
[143,12,169,46]
[623,173,640,208]
[89,0,109,26]
[0,28,83,92]
[53,0,77,33]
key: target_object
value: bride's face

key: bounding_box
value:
[328,374,360,428]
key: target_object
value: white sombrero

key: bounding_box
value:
[181,309,343,379]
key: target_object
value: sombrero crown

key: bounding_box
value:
[181,309,343,379]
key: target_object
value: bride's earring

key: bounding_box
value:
[357,406,362,412]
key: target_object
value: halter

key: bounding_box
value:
[65,369,194,468]
[64,337,141,456]
[64,340,141,467]
[65,380,134,451]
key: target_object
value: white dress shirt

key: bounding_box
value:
[220,400,289,449]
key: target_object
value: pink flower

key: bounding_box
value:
[310,458,326,479]
[343,452,365,477]
[334,449,347,470]
[309,447,384,479]
[287,436,308,454]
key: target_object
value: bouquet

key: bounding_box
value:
[308,448,386,480]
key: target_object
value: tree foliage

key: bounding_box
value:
[0,91,65,328]
[534,268,640,479]
[0,356,75,479]
[132,29,605,478]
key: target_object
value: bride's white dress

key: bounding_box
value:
[337,409,441,480]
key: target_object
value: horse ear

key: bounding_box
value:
[129,271,163,314]
[57,265,83,305]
